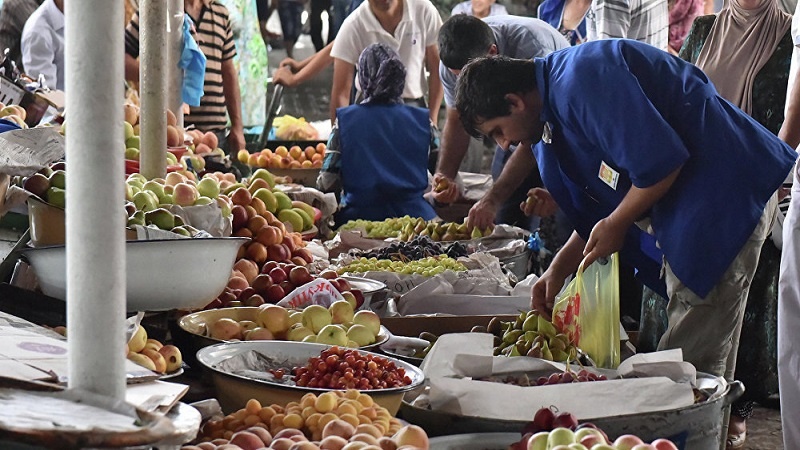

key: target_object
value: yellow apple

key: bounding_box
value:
[158,345,183,373]
[329,300,354,324]
[128,352,156,372]
[128,326,147,353]
[353,311,381,336]
[141,348,167,373]
[257,305,291,336]
[316,324,348,347]
[346,324,375,347]
[302,305,332,334]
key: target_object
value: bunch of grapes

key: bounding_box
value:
[293,346,412,390]
[350,236,469,261]
[335,255,467,276]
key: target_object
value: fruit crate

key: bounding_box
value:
[0,75,24,106]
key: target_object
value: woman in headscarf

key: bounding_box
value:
[679,2,792,448]
[317,43,438,226]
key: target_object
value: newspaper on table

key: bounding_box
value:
[0,128,64,177]
[418,333,697,421]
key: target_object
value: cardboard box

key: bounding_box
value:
[380,314,517,338]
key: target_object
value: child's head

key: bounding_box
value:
[358,43,406,105]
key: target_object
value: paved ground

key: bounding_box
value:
[746,404,784,449]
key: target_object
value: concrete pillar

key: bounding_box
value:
[139,0,169,179]
[65,0,126,400]
[168,0,185,131]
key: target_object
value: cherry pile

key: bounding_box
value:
[293,346,413,390]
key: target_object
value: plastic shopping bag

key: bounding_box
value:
[552,253,620,368]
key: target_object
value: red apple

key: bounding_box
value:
[335,277,351,292]
[289,266,314,285]
[282,235,296,253]
[261,260,280,274]
[267,244,289,262]
[269,267,288,284]
[350,289,365,309]
[252,274,273,293]
[293,248,314,264]
[231,205,248,230]
[531,407,556,432]
[319,269,338,280]
[280,280,295,294]
[237,287,256,301]
[552,412,578,430]
[264,284,285,303]
[243,294,265,307]
[204,298,223,310]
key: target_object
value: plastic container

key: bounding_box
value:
[196,340,425,414]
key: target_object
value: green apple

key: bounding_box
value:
[196,177,220,199]
[193,196,213,206]
[353,310,381,336]
[127,210,145,227]
[125,183,135,202]
[286,323,314,342]
[547,428,576,448]
[567,444,588,450]
[288,310,303,327]
[316,324,348,347]
[126,173,146,189]
[143,180,166,200]
[48,170,66,189]
[159,193,174,205]
[145,208,175,230]
[527,431,549,450]
[302,334,317,343]
[124,121,135,140]
[132,190,158,212]
[165,151,178,166]
[45,186,65,208]
[125,135,140,150]
[328,300,354,324]
[250,168,276,189]
[346,324,375,347]
[170,226,191,237]
[301,305,333,334]
[124,147,140,161]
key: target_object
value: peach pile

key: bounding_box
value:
[186,391,428,450]
[237,143,326,170]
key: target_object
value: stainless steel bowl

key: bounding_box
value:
[196,340,425,414]
[21,237,248,312]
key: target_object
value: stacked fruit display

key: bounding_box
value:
[508,407,679,450]
[292,346,412,390]
[126,325,182,374]
[339,216,494,241]
[188,391,427,449]
[230,169,317,235]
[486,311,579,361]
[204,303,381,348]
[209,262,366,310]
[21,166,66,209]
[348,236,469,262]
[335,255,466,277]
[237,143,326,170]
[0,103,28,128]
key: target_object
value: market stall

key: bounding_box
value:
[0,3,747,450]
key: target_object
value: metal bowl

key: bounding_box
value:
[178,306,390,350]
[20,237,247,312]
[429,433,519,450]
[196,340,425,414]
[341,276,387,310]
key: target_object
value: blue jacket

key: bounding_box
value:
[335,103,436,223]
[532,39,796,298]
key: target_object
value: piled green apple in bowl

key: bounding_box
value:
[179,303,388,349]
[506,407,678,450]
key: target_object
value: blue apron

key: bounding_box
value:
[335,103,436,223]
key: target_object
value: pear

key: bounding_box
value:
[487,317,502,335]
[551,349,569,362]
[541,341,553,361]
[441,232,456,242]
[527,342,543,358]
[431,230,441,241]
[516,339,531,355]
[509,345,522,357]
[522,315,538,332]
[524,331,538,342]
[414,221,426,234]
[503,329,523,344]
[538,316,558,338]
[447,222,459,235]
[549,336,567,352]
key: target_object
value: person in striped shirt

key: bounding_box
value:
[124,0,245,155]
[585,0,669,49]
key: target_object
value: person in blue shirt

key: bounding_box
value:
[537,0,590,45]
[454,40,797,383]
[432,14,568,233]
[317,43,437,226]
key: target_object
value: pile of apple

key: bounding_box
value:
[509,407,678,450]
[0,102,28,128]
[207,302,381,348]
[21,166,66,209]
[187,391,425,449]
[230,169,317,235]
[126,325,182,374]
[237,143,326,170]
[210,261,364,310]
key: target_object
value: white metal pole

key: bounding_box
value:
[65,0,126,400]
[140,0,169,179]
[168,0,185,130]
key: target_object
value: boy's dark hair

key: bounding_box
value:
[438,15,496,70]
[455,56,538,138]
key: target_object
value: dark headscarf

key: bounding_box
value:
[357,43,406,105]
